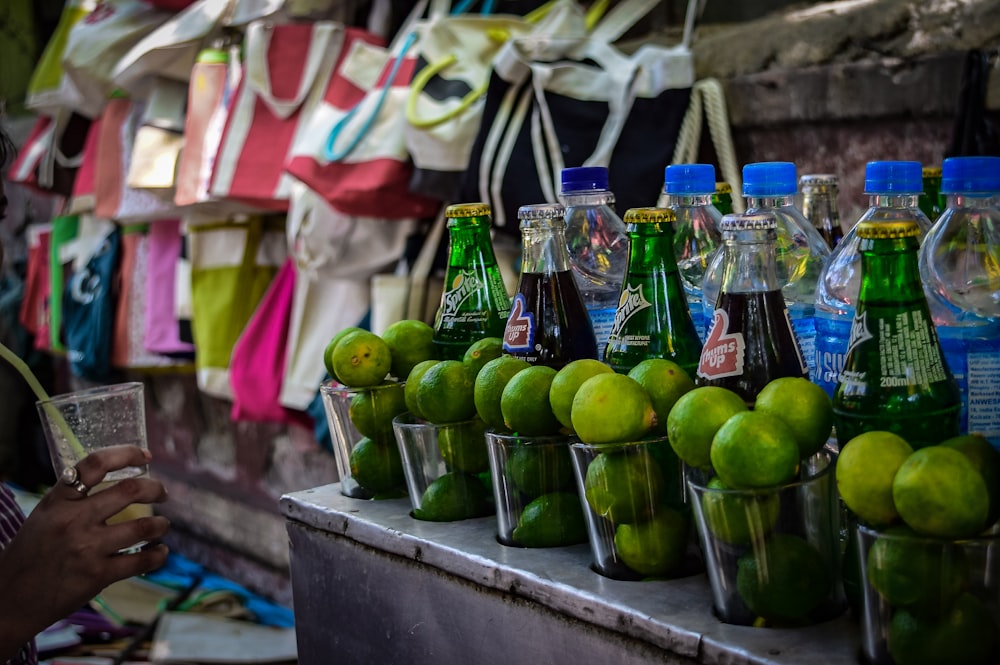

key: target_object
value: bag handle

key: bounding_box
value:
[245,21,342,120]
[671,78,743,212]
[404,207,448,321]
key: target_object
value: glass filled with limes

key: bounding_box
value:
[320,379,408,500]
[569,436,696,580]
[686,450,845,626]
[485,430,585,548]
[392,412,494,522]
[856,523,1000,665]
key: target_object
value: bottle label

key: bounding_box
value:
[844,310,949,388]
[439,270,486,325]
[608,285,652,341]
[813,314,852,397]
[968,351,1000,440]
[697,310,745,380]
[786,309,810,375]
[589,306,617,355]
[502,293,535,353]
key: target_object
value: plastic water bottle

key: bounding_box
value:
[814,161,932,397]
[659,164,723,342]
[703,162,829,378]
[560,166,629,355]
[919,156,1000,446]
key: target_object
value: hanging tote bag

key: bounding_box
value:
[283,0,440,219]
[279,182,414,409]
[186,214,286,398]
[144,219,196,356]
[125,78,189,199]
[208,20,344,210]
[62,218,121,381]
[26,0,90,114]
[459,0,695,233]
[403,0,560,201]
[47,215,82,352]
[68,114,102,214]
[8,111,90,198]
[18,224,53,342]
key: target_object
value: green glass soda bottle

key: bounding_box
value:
[832,220,961,449]
[604,207,702,377]
[432,203,512,360]
[919,165,945,223]
[712,182,733,215]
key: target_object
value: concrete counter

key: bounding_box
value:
[281,483,861,665]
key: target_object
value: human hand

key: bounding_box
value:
[0,445,169,657]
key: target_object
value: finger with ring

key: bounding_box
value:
[61,466,90,495]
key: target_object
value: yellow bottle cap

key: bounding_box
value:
[623,207,676,224]
[445,203,491,218]
[856,220,921,239]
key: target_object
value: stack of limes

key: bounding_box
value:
[666,377,838,624]
[323,321,437,499]
[402,336,504,521]
[837,431,1000,664]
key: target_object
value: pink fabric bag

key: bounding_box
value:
[144,219,195,356]
[229,258,310,425]
[68,115,101,213]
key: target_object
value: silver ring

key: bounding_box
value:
[60,466,89,495]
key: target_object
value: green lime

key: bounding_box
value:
[438,418,489,474]
[888,593,997,665]
[666,386,747,471]
[893,446,989,539]
[348,382,407,441]
[501,365,561,436]
[473,356,530,431]
[614,507,689,577]
[415,360,476,424]
[549,359,614,431]
[627,359,695,436]
[506,442,574,497]
[866,525,968,618]
[413,472,493,522]
[710,411,800,489]
[571,373,656,445]
[382,319,436,380]
[404,360,439,421]
[584,448,664,524]
[349,436,405,494]
[836,431,913,526]
[754,377,834,459]
[942,433,1000,528]
[700,477,780,546]
[323,326,364,382]
[462,337,504,379]
[332,330,392,387]
[736,533,831,623]
[512,492,587,548]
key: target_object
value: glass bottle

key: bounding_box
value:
[919,156,1000,445]
[560,166,629,356]
[432,203,512,360]
[703,162,830,380]
[833,220,961,449]
[503,203,598,369]
[813,161,933,396]
[659,163,723,342]
[799,173,843,249]
[919,165,945,223]
[712,182,733,215]
[695,212,809,407]
[604,207,702,377]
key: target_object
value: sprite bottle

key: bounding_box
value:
[919,165,945,223]
[833,220,961,449]
[432,203,511,360]
[604,207,702,377]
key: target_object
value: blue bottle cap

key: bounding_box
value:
[941,156,1000,194]
[863,161,922,194]
[663,164,716,194]
[561,166,609,193]
[742,162,797,197]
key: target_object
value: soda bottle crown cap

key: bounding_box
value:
[864,161,922,194]
[560,166,609,193]
[742,162,797,196]
[445,202,491,219]
[720,212,777,231]
[518,202,566,222]
[663,163,715,194]
[856,220,921,239]
[623,207,676,224]
[941,156,1000,194]
[922,165,942,178]
[715,181,732,194]
[800,173,839,188]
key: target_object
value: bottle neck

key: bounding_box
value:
[626,223,681,275]
[521,224,572,273]
[719,229,782,294]
[663,193,713,207]
[867,193,921,208]
[745,194,796,210]
[944,193,1000,208]
[560,190,615,208]
[858,235,924,304]
[447,217,496,267]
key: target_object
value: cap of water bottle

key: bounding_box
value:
[561,166,609,193]
[663,164,716,194]
[864,161,922,194]
[941,156,1000,194]
[742,162,797,197]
